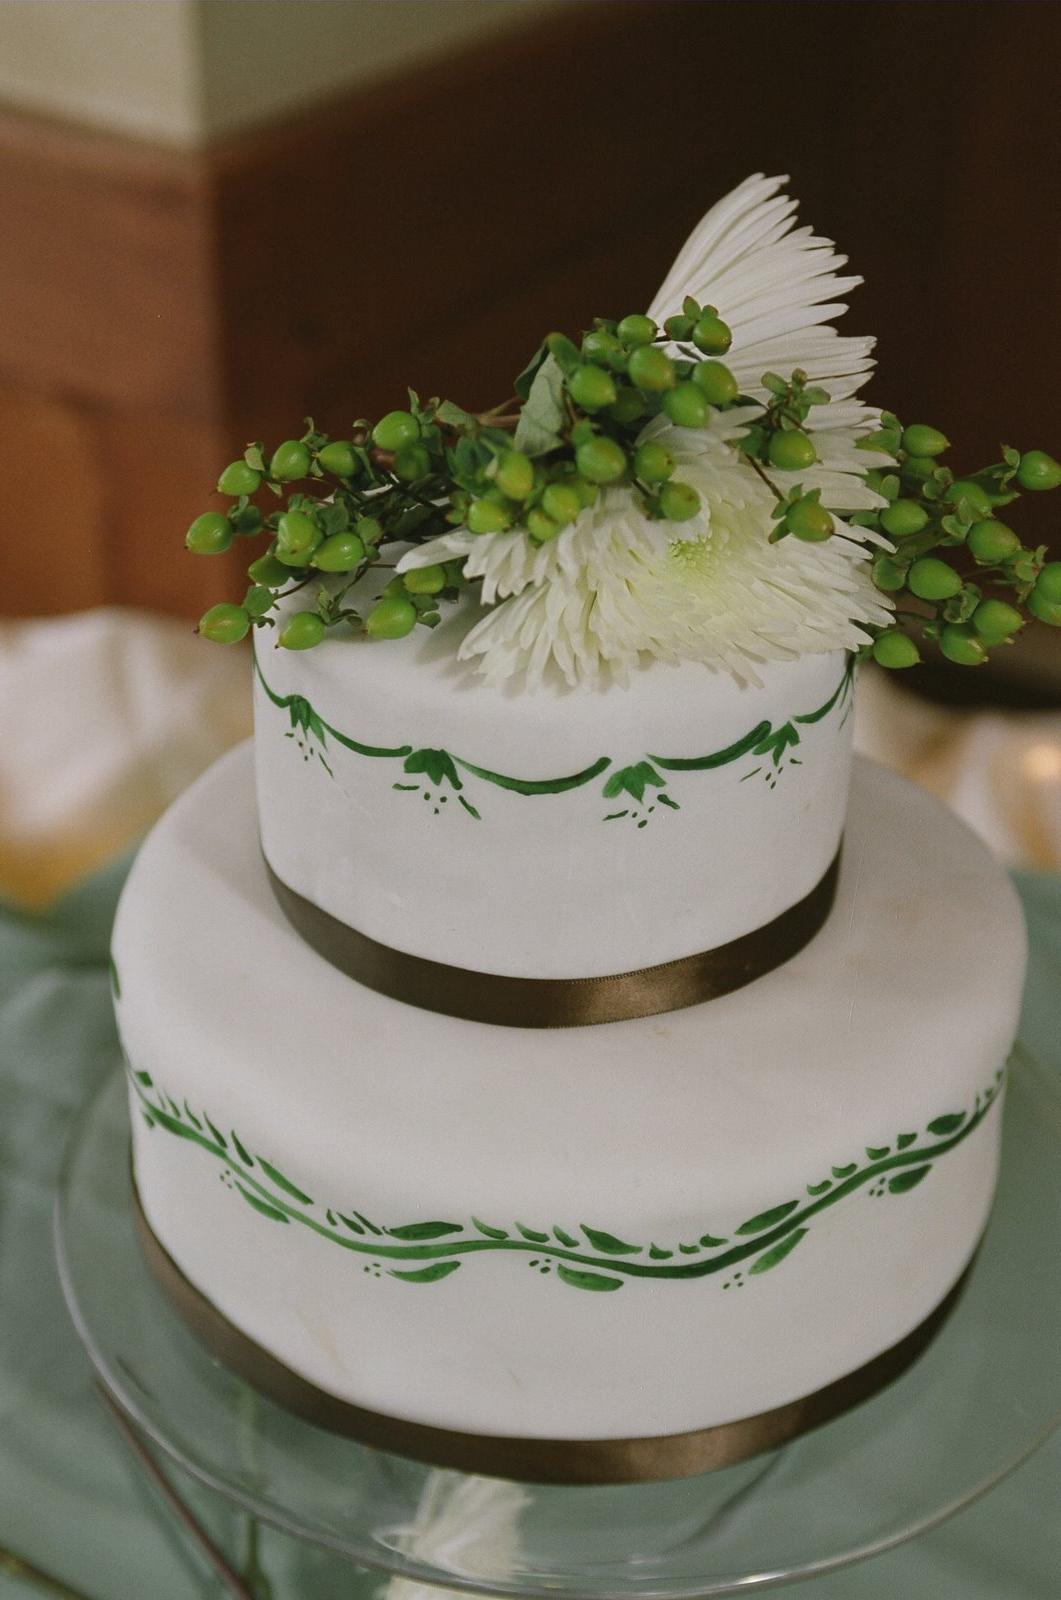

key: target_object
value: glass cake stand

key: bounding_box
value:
[55,1048,1061,1600]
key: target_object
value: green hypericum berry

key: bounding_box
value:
[567,364,617,412]
[269,440,311,481]
[663,313,695,341]
[276,509,320,560]
[633,440,675,484]
[949,479,994,517]
[940,623,988,666]
[907,557,963,601]
[467,497,514,534]
[659,481,701,522]
[787,500,833,542]
[901,423,950,457]
[767,429,817,471]
[403,564,446,595]
[1029,587,1061,626]
[570,475,599,508]
[317,441,358,477]
[494,449,534,501]
[616,313,657,346]
[542,482,583,525]
[527,508,562,543]
[691,313,732,355]
[217,461,262,497]
[691,360,738,406]
[872,630,921,669]
[279,611,326,650]
[185,512,233,555]
[366,595,417,638]
[198,603,249,644]
[243,585,274,618]
[311,532,366,572]
[356,515,383,544]
[967,518,1020,563]
[371,410,420,451]
[879,499,929,538]
[576,436,627,484]
[662,382,709,429]
[1016,449,1061,491]
[606,386,645,425]
[393,444,431,481]
[901,455,937,483]
[248,552,293,587]
[582,329,625,367]
[627,345,675,392]
[1034,562,1061,603]
[872,555,909,592]
[972,599,1024,643]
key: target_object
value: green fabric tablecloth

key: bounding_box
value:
[1,859,1058,1600]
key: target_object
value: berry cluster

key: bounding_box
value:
[185,305,1061,671]
[842,417,1061,670]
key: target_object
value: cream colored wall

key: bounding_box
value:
[0,0,558,146]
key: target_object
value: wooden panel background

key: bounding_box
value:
[3,0,1060,651]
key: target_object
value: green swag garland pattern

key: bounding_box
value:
[128,1063,1004,1295]
[254,651,854,824]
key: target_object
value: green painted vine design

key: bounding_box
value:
[255,651,853,825]
[129,1061,1003,1295]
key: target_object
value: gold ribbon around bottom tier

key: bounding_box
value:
[133,1188,970,1485]
[262,846,842,1028]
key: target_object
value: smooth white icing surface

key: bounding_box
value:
[254,605,853,977]
[116,745,1025,1440]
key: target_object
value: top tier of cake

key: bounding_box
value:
[254,597,853,983]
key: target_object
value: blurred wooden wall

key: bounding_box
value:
[3,0,1060,622]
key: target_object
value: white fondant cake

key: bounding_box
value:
[254,600,853,978]
[114,733,1025,1462]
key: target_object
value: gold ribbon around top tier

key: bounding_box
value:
[132,1186,970,1485]
[262,846,842,1027]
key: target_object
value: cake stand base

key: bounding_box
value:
[55,1048,1061,1600]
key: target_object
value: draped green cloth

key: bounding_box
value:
[1,861,1058,1599]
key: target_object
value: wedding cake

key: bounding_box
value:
[111,177,1053,1483]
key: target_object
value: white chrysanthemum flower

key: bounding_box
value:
[399,174,893,687]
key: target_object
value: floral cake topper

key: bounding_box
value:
[186,174,1061,686]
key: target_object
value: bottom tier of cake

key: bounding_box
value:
[112,745,1026,1482]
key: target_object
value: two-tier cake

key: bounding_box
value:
[111,176,1050,1483]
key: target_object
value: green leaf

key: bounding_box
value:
[749,1227,808,1275]
[514,354,566,456]
[182,1102,202,1131]
[235,1182,288,1223]
[141,1111,155,1129]
[737,1199,801,1235]
[557,1264,623,1292]
[553,1226,579,1248]
[435,399,478,430]
[134,1070,152,1087]
[678,1243,700,1254]
[472,1217,508,1240]
[699,1233,727,1248]
[866,1146,890,1160]
[513,342,547,401]
[458,794,481,820]
[338,1212,365,1235]
[657,792,680,810]
[649,1243,674,1259]
[581,1226,642,1256]
[258,1160,312,1204]
[517,1223,550,1243]
[896,1132,918,1150]
[806,1180,831,1196]
[927,1112,965,1137]
[204,1116,227,1149]
[831,1163,857,1179]
[602,762,664,804]
[889,1165,933,1194]
[404,748,463,790]
[230,1131,253,1166]
[389,1261,462,1284]
[387,1221,463,1240]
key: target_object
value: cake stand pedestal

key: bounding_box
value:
[55,1049,1061,1600]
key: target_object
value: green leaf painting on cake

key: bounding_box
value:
[184,176,1060,696]
[127,1063,1005,1296]
[254,651,852,824]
